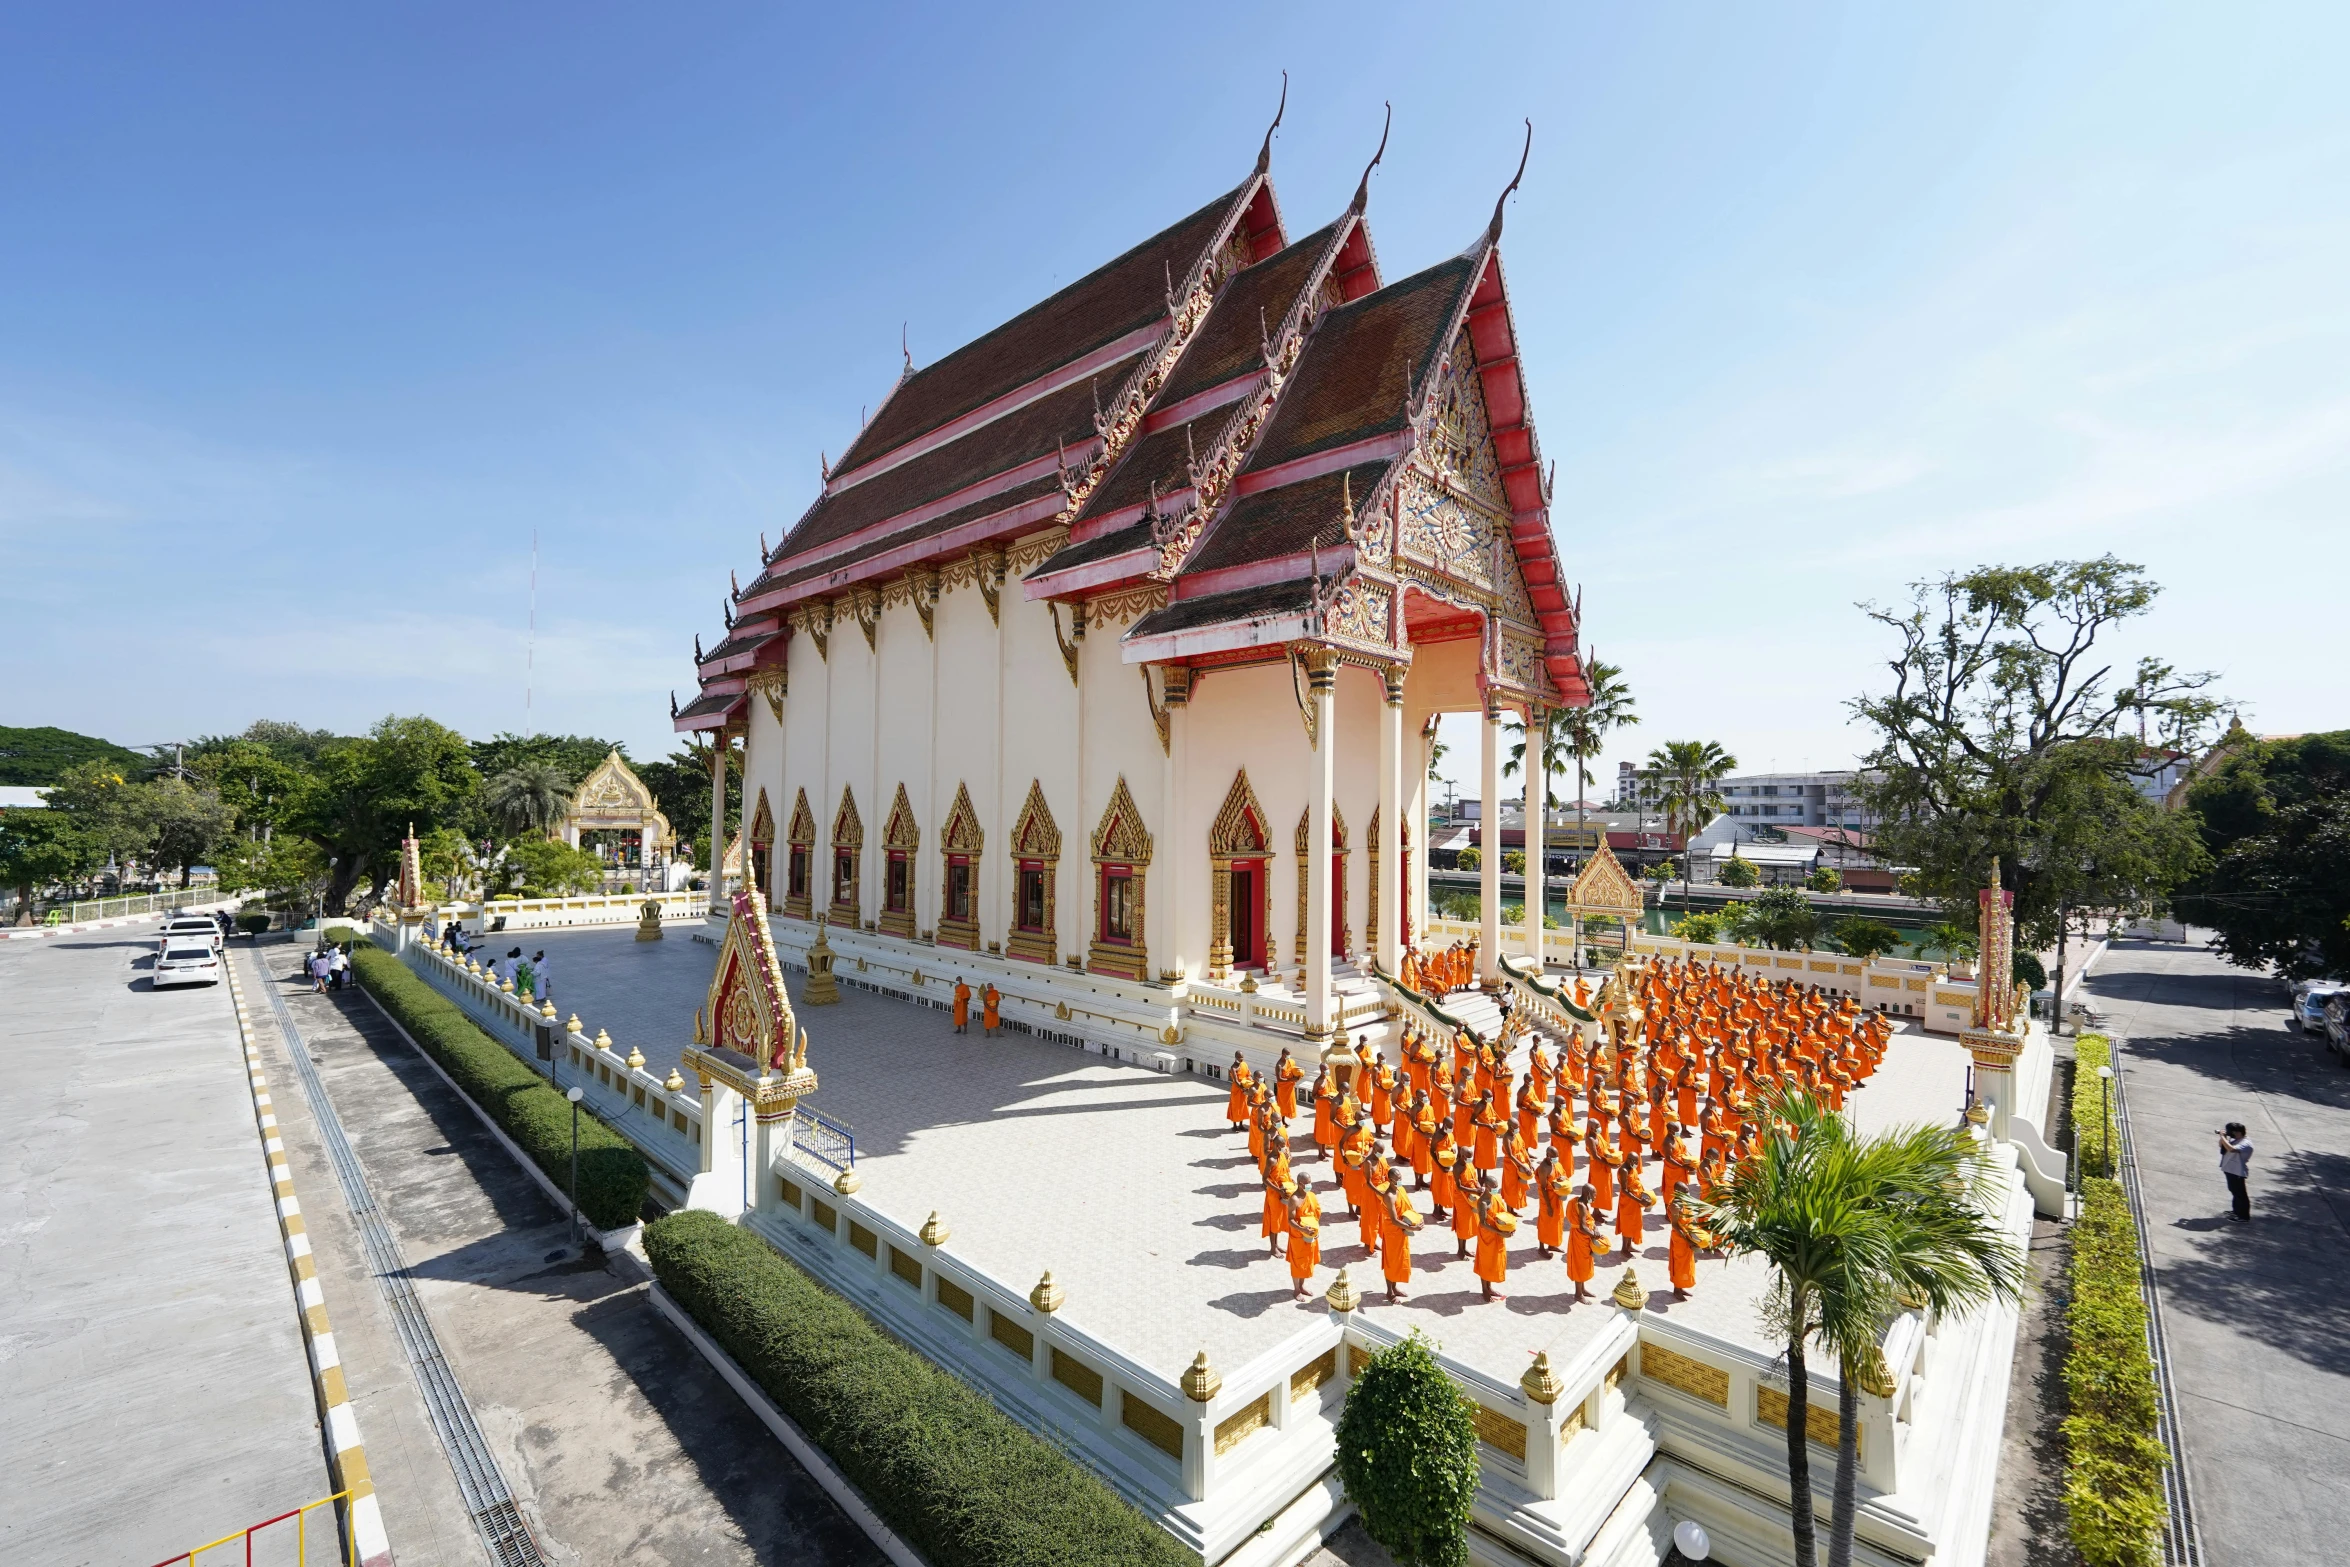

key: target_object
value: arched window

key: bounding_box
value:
[829,786,863,928]
[1087,776,1154,981]
[1294,803,1350,963]
[937,782,984,951]
[1207,769,1271,980]
[747,789,775,905]
[782,789,816,920]
[878,784,919,938]
[1006,780,1060,965]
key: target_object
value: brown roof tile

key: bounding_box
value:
[1181,460,1393,578]
[829,184,1248,478]
[1155,225,1335,407]
[1244,255,1477,473]
[1128,578,1314,640]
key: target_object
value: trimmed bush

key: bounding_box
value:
[348,944,649,1229]
[644,1209,1190,1567]
[2063,1178,2168,1567]
[1717,852,1761,889]
[1335,1331,1478,1567]
[2072,1033,2116,1178]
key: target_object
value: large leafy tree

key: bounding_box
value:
[1647,739,1736,911]
[189,737,308,840]
[468,731,621,787]
[141,779,238,886]
[285,716,478,913]
[1852,558,2219,957]
[39,761,158,872]
[2175,729,2350,979]
[0,809,102,918]
[1734,886,1820,951]
[1704,1091,2025,1567]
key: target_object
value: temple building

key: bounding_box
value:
[676,114,1588,1047]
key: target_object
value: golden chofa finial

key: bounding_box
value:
[1988,856,2002,891]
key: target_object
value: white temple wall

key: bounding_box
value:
[1000,585,1080,961]
[822,626,877,922]
[743,681,786,903]
[1075,607,1173,972]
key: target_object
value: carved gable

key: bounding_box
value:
[1209,769,1270,857]
[1090,776,1154,866]
[1010,780,1061,859]
[786,788,816,847]
[748,788,775,847]
[694,889,811,1076]
[1293,802,1350,855]
[940,782,984,854]
[1563,843,1644,918]
[881,783,919,850]
[831,786,863,850]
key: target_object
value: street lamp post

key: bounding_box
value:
[566,1084,585,1245]
[2097,1063,2115,1178]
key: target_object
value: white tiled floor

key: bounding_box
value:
[493,925,1974,1385]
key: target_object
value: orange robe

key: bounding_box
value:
[1565,1200,1599,1284]
[1535,1165,1569,1249]
[1669,1218,1698,1292]
[1430,1146,1462,1220]
[952,984,971,1028]
[1474,1199,1518,1284]
[1275,1058,1305,1119]
[1617,1176,1653,1247]
[1288,1190,1322,1282]
[1381,1188,1420,1287]
[1225,1066,1252,1126]
[982,987,1000,1029]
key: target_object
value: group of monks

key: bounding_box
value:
[1222,953,1900,1309]
[951,978,1002,1037]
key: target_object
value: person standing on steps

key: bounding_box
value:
[2217,1122,2255,1221]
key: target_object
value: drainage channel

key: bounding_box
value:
[2112,1037,2207,1567]
[253,952,550,1567]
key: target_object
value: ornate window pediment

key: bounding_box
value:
[937,782,983,951]
[1087,775,1153,981]
[1006,780,1060,965]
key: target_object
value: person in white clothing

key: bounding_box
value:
[2217,1122,2254,1221]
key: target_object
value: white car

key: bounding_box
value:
[158,914,223,953]
[153,939,222,987]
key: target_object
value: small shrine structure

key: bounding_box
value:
[1959,858,2029,1138]
[559,749,678,889]
[1560,842,1644,963]
[680,888,820,1216]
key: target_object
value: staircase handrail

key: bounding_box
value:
[1366,957,1490,1044]
[1496,951,1601,1031]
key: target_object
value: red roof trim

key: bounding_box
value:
[738,486,1070,614]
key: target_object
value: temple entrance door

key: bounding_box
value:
[1330,857,1347,958]
[1230,861,1262,969]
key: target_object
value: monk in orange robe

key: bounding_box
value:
[1310,1066,1339,1160]
[1380,1173,1423,1303]
[1447,1148,1481,1259]
[1286,1183,1322,1298]
[1409,1093,1438,1186]
[1225,1054,1253,1127]
[1261,1144,1290,1256]
[1617,1167,1655,1256]
[1369,1056,1397,1128]
[952,978,972,1034]
[1473,1093,1506,1173]
[1589,1117,1622,1211]
[1515,1079,1542,1149]
[1660,1130,1695,1211]
[1358,1146,1391,1255]
[1668,1193,1716,1298]
[1474,1177,1518,1300]
[1428,1128,1462,1227]
[1273,1047,1305,1120]
[1501,1128,1536,1212]
[981,983,1001,1037]
[1534,1150,1569,1256]
[1565,1185,1604,1300]
[1338,1122,1372,1217]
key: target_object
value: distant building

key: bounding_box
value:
[1717,769,1875,830]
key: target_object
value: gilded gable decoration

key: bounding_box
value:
[1050,601,1083,686]
[559,750,677,869]
[786,789,816,847]
[688,889,816,1086]
[1141,667,1171,756]
[1423,329,1510,514]
[793,600,831,662]
[1209,768,1270,858]
[940,783,983,853]
[1562,842,1643,921]
[972,545,1006,625]
[1010,780,1061,859]
[909,565,939,640]
[832,786,864,851]
[748,789,775,847]
[1087,775,1154,981]
[850,586,881,651]
[881,784,919,851]
[778,787,815,921]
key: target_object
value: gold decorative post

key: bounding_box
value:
[802,913,840,1005]
[1960,860,2026,1140]
[679,888,820,1218]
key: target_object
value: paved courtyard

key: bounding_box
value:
[2081,937,2350,1567]
[0,931,326,1566]
[491,924,1974,1387]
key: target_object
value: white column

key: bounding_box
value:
[1410,719,1431,952]
[707,732,728,901]
[1480,700,1503,985]
[1305,649,1338,1037]
[1377,668,1404,972]
[1523,703,1546,970]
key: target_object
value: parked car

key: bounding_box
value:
[153,938,222,988]
[2288,978,2347,1033]
[159,913,223,953]
[2323,992,2350,1065]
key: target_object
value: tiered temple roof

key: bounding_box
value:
[677,118,1586,735]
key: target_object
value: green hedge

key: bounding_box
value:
[2072,1033,2116,1177]
[644,1209,1189,1567]
[2062,1177,2169,1567]
[347,944,649,1229]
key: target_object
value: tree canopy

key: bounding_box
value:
[0,726,150,787]
[2175,729,2350,979]
[284,716,478,913]
[1852,557,2220,948]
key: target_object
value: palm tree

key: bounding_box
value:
[1506,660,1636,967]
[1918,920,1979,967]
[1704,1090,2027,1567]
[481,762,574,840]
[1646,739,1736,913]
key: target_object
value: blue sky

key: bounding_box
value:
[3,4,2343,796]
